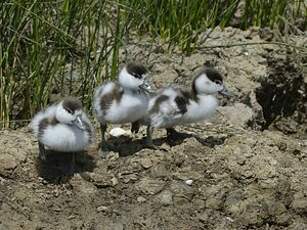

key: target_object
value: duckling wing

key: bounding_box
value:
[148,88,188,128]
[81,112,95,143]
[93,82,123,119]
[29,105,57,136]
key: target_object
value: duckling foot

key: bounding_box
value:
[166,128,188,145]
[98,143,116,159]
[144,139,167,151]
[38,142,47,161]
[131,121,140,134]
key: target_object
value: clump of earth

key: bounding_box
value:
[0,27,306,229]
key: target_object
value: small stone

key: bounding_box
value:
[157,190,173,206]
[109,127,130,137]
[225,216,234,222]
[97,205,108,212]
[109,222,124,230]
[137,196,146,203]
[0,154,18,172]
[68,215,75,220]
[88,173,113,188]
[291,193,307,213]
[70,174,97,195]
[140,158,153,169]
[185,180,193,186]
[111,177,119,186]
[218,103,254,128]
[136,178,165,195]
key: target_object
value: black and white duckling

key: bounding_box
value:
[147,67,230,145]
[30,97,94,161]
[93,63,151,156]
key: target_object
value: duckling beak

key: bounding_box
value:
[219,86,232,97]
[139,80,153,93]
[74,115,85,130]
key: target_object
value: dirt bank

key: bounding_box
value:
[0,27,306,229]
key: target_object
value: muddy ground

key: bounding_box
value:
[0,27,306,229]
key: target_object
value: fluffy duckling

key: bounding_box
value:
[30,97,94,161]
[147,67,230,145]
[93,63,151,156]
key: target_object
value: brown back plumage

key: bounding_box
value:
[99,83,124,113]
[62,97,82,114]
[126,63,148,79]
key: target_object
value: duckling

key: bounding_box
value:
[93,63,151,157]
[147,67,230,145]
[30,97,94,161]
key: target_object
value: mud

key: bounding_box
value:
[1,27,306,229]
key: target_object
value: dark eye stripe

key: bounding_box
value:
[215,80,222,85]
[133,73,143,79]
[64,106,73,114]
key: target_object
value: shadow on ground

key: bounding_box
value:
[35,151,96,184]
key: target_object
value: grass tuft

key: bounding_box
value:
[0,0,306,128]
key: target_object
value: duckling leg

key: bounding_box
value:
[99,123,111,158]
[166,128,188,144]
[38,142,47,161]
[144,125,166,151]
[71,152,76,174]
[131,121,140,134]
[166,128,179,142]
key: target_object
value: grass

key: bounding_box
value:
[0,0,306,128]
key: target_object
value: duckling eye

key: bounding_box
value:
[132,73,143,79]
[214,80,222,85]
[65,108,73,114]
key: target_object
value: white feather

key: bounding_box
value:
[181,95,218,123]
[30,101,93,152]
[41,125,90,152]
[93,82,114,118]
[104,91,148,123]
[94,80,149,125]
[118,67,143,90]
[148,87,183,128]
[29,105,57,136]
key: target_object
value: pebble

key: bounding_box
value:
[157,190,173,206]
[136,178,165,195]
[137,196,146,203]
[97,205,108,212]
[109,127,130,137]
[185,179,193,186]
[140,158,153,169]
[111,177,119,186]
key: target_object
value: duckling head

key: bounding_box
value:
[192,67,231,97]
[55,97,86,130]
[118,63,151,91]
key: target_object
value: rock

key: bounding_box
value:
[111,177,119,186]
[0,153,18,176]
[109,223,124,230]
[70,174,98,195]
[174,168,202,181]
[97,222,124,230]
[150,164,169,178]
[291,192,307,214]
[185,180,193,186]
[109,127,130,137]
[156,190,173,206]
[170,182,194,206]
[200,184,226,210]
[97,205,108,212]
[218,102,254,128]
[119,173,138,183]
[88,173,114,188]
[135,178,165,195]
[140,158,153,169]
[137,196,146,203]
